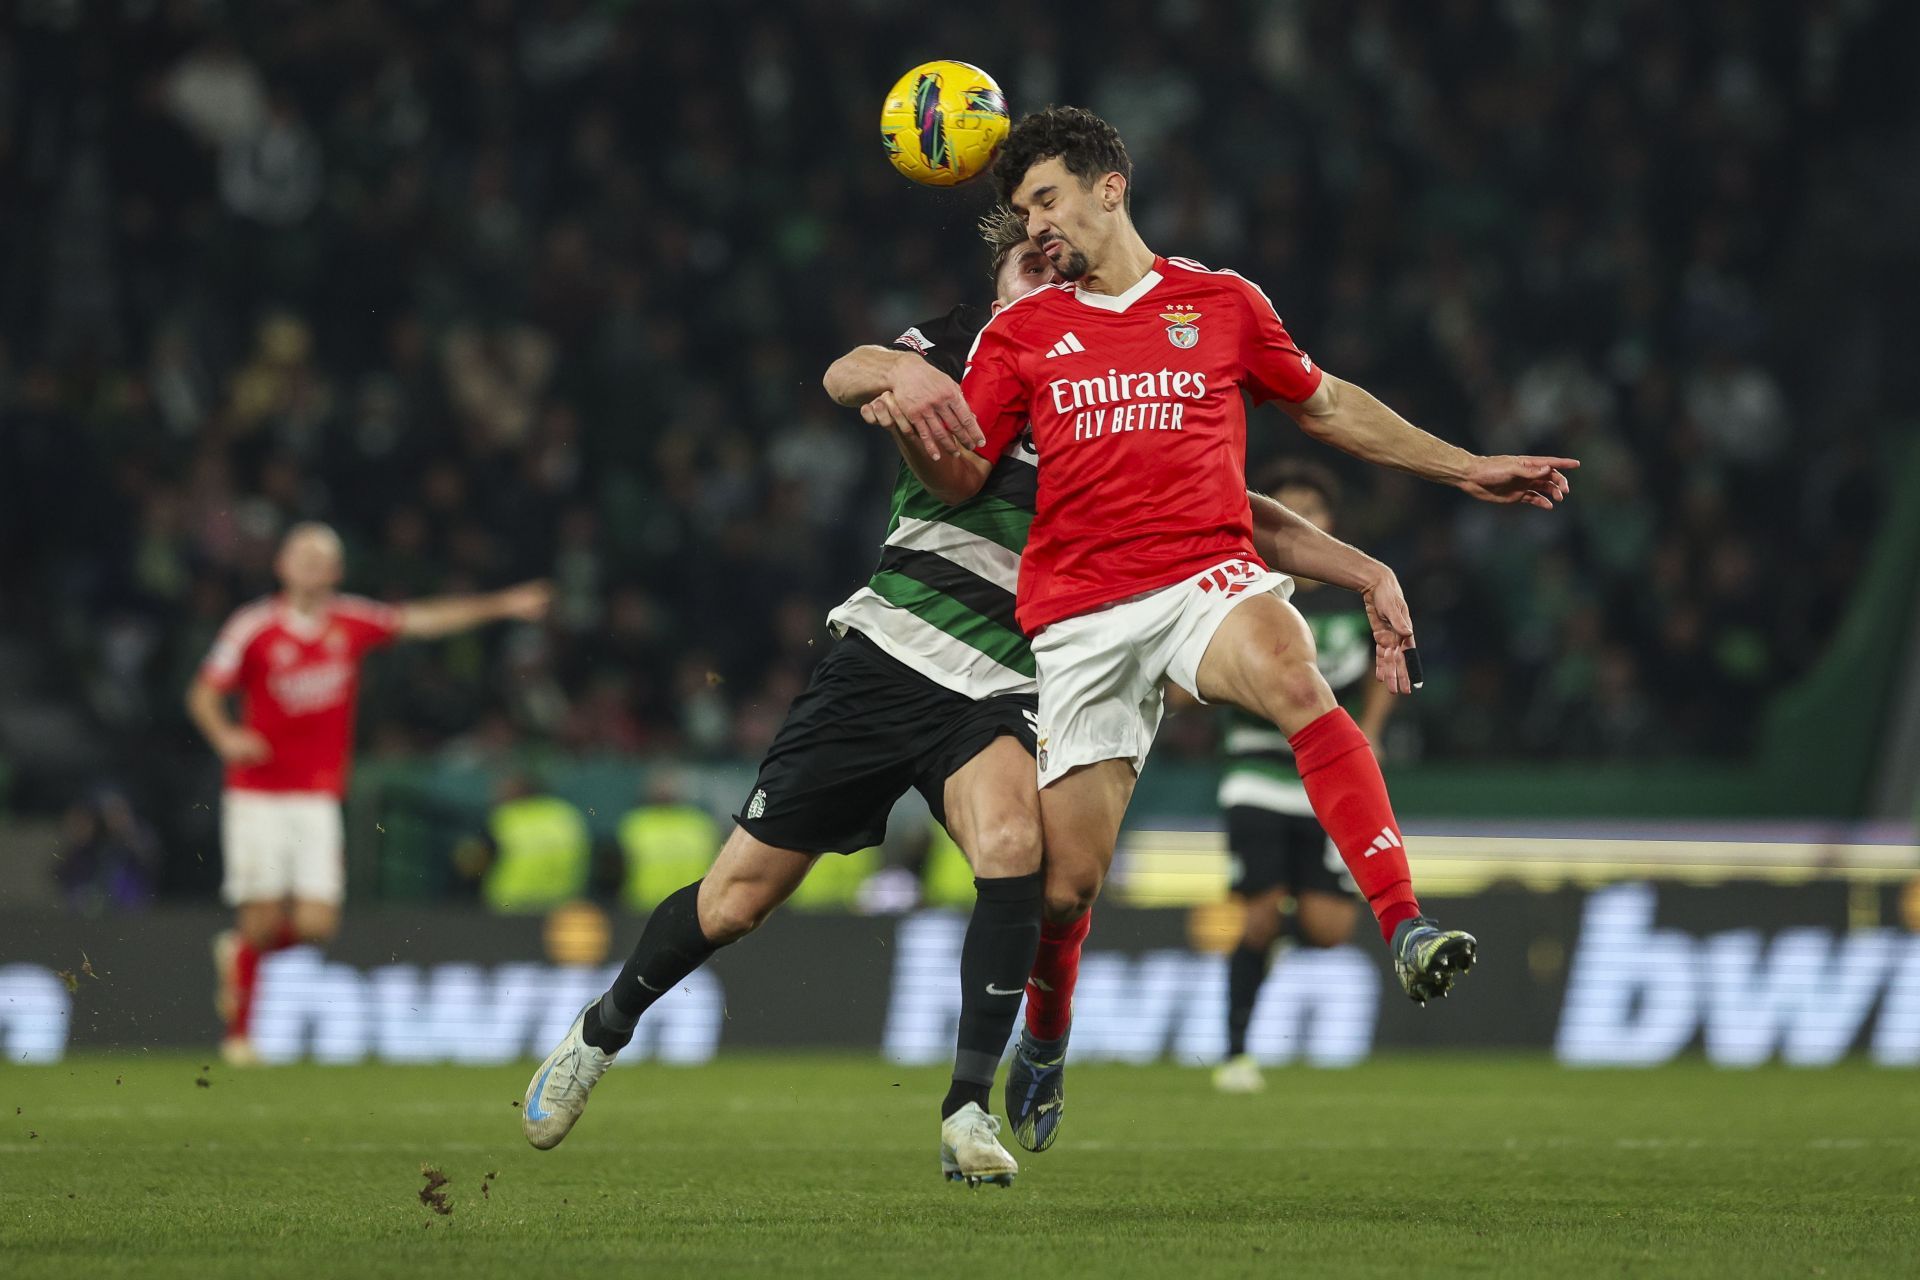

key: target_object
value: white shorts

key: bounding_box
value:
[1033,558,1293,788]
[221,790,346,906]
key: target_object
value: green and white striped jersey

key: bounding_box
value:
[826,305,1039,699]
[1218,588,1375,815]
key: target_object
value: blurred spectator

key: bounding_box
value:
[2,0,1914,885]
[610,772,720,913]
[55,787,160,914]
[457,774,590,913]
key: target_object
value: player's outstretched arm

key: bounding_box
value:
[1280,374,1578,510]
[397,581,551,640]
[1248,492,1419,695]
[823,345,983,460]
[185,677,271,764]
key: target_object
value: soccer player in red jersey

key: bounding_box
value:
[918,107,1579,1082]
[187,522,550,1064]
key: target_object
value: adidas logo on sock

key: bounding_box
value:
[1044,332,1087,358]
[1364,827,1403,857]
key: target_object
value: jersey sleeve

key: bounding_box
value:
[334,596,405,656]
[199,609,263,693]
[1235,276,1324,406]
[960,310,1032,466]
[891,304,981,383]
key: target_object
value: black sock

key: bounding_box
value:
[944,871,1043,1119]
[942,1079,992,1118]
[585,880,719,1053]
[1226,939,1274,1059]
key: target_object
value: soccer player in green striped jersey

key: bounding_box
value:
[524,211,1065,1185]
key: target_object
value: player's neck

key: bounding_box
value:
[1078,232,1156,298]
[283,589,331,617]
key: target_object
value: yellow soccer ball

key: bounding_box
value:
[879,61,1010,187]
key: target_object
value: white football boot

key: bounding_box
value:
[523,1004,618,1150]
[219,1035,261,1068]
[940,1102,1018,1187]
[1211,1053,1266,1094]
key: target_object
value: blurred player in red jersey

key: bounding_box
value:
[913,107,1580,1094]
[187,523,550,1065]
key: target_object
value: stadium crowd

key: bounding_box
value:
[2,0,1913,878]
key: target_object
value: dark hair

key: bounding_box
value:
[977,204,1029,279]
[992,106,1133,207]
[1254,459,1342,508]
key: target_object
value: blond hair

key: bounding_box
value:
[978,205,1030,279]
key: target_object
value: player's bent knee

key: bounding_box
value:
[1268,658,1335,723]
[968,816,1043,879]
[1042,867,1102,922]
[699,876,786,944]
[1241,913,1283,950]
[698,893,762,944]
[1296,897,1360,948]
[237,902,286,947]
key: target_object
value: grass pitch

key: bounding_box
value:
[3,1054,1916,1278]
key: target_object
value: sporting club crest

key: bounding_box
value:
[1161,309,1201,349]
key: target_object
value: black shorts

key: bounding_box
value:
[1225,805,1357,899]
[735,630,1039,855]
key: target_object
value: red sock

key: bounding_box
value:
[229,923,301,1037]
[1025,911,1090,1042]
[1289,708,1421,943]
[230,939,264,1037]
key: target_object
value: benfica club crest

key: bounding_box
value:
[1161,309,1201,349]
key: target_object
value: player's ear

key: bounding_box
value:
[1101,171,1126,213]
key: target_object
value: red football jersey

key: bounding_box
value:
[962,255,1323,633]
[199,594,403,796]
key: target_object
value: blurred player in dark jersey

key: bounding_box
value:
[1211,463,1388,1093]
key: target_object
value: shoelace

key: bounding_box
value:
[958,1110,1004,1140]
[548,1044,609,1099]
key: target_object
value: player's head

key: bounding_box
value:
[993,106,1133,283]
[978,204,1058,310]
[275,522,345,595]
[1257,460,1342,534]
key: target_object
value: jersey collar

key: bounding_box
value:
[275,595,331,640]
[1072,256,1165,313]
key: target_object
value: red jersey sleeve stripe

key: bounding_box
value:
[199,598,277,687]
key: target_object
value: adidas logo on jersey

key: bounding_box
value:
[1044,332,1087,358]
[1364,827,1403,858]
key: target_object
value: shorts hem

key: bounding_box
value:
[1037,746,1144,790]
[731,815,881,858]
[1166,573,1294,700]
